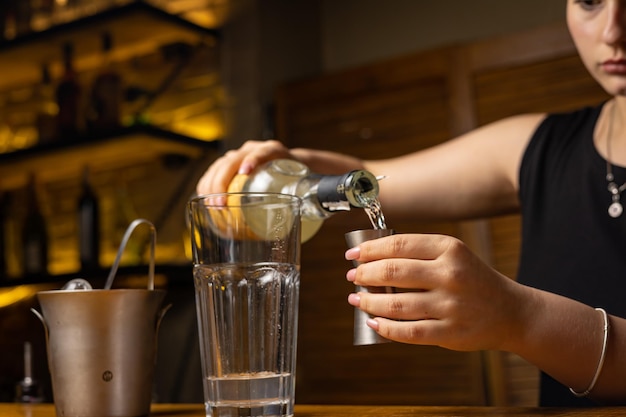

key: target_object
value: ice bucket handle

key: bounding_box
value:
[30,308,48,338]
[104,218,157,290]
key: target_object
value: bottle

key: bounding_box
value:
[229,159,380,242]
[0,95,11,152]
[35,63,58,145]
[15,341,44,403]
[55,42,81,140]
[13,0,31,37]
[1,0,30,40]
[0,190,7,281]
[22,175,48,276]
[77,166,100,271]
[86,31,122,133]
[3,190,20,279]
[0,2,9,41]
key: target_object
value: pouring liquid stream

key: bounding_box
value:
[365,197,387,230]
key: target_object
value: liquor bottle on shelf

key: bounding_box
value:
[0,2,7,40]
[0,94,11,153]
[15,341,44,403]
[1,0,31,40]
[22,175,48,276]
[14,0,32,37]
[2,190,21,279]
[55,42,82,140]
[0,190,7,282]
[35,63,58,145]
[86,31,122,133]
[77,166,100,271]
[228,159,380,242]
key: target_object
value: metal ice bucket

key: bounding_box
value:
[33,289,167,417]
[32,219,168,417]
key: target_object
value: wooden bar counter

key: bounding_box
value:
[2,404,626,416]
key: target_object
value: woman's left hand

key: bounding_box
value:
[345,233,532,352]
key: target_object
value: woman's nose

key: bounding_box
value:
[603,2,626,45]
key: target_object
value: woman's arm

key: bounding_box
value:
[361,113,545,221]
[196,113,546,222]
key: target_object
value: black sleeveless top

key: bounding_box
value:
[518,103,626,406]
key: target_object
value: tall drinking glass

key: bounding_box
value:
[189,193,301,417]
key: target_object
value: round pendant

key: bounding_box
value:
[609,202,623,218]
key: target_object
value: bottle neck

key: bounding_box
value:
[81,168,94,196]
[62,43,76,76]
[99,32,116,74]
[314,170,379,211]
[26,178,40,212]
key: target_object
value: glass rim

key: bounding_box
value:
[190,192,302,207]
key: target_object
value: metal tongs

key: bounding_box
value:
[104,218,157,290]
[61,218,157,291]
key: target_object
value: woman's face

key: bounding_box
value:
[567,0,626,95]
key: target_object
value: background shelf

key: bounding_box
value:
[0,125,222,189]
[0,1,220,91]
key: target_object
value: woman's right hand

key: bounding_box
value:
[196,140,296,195]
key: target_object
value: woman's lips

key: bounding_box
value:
[602,59,626,75]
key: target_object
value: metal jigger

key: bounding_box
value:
[345,229,395,346]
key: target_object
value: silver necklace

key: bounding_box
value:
[606,102,626,218]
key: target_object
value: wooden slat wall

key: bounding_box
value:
[275,22,610,406]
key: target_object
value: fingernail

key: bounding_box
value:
[238,162,253,175]
[346,268,356,282]
[345,247,360,261]
[366,318,379,330]
[347,293,361,307]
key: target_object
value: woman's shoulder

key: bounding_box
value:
[536,103,604,135]
[498,103,604,140]
[511,103,604,160]
[519,103,604,178]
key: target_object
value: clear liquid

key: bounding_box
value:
[364,197,387,230]
[194,263,299,417]
[206,372,293,417]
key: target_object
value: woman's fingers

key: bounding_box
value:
[196,140,293,195]
[348,291,440,321]
[196,150,242,195]
[351,289,497,351]
[346,233,455,263]
[238,139,292,172]
[366,317,448,347]
[348,292,447,347]
[347,258,441,290]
